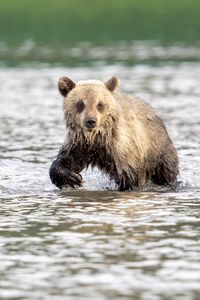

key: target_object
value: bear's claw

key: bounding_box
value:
[49,159,82,189]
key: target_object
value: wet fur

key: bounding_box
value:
[50,78,179,190]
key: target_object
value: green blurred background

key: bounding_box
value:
[0,0,200,65]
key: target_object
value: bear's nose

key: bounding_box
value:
[85,117,97,129]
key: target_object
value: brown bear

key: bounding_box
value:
[49,76,179,190]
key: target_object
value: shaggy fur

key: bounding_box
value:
[49,76,179,190]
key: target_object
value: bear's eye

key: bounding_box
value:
[97,102,104,112]
[76,100,85,113]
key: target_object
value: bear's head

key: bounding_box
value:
[58,76,120,135]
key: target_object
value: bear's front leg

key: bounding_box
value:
[49,158,83,189]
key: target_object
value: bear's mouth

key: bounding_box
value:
[84,127,96,132]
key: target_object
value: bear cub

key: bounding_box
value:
[49,76,179,190]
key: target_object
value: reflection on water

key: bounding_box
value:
[0,56,200,299]
[1,40,200,66]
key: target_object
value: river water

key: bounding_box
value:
[0,47,200,299]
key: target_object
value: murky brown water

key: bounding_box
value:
[0,62,200,299]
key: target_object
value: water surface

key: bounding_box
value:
[0,56,200,299]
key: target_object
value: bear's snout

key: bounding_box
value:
[85,117,97,129]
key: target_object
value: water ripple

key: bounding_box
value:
[0,63,200,299]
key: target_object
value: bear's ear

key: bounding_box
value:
[105,76,120,92]
[58,77,76,97]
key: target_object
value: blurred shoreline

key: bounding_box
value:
[1,0,200,66]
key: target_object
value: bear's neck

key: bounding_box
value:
[68,127,115,151]
[63,124,119,165]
